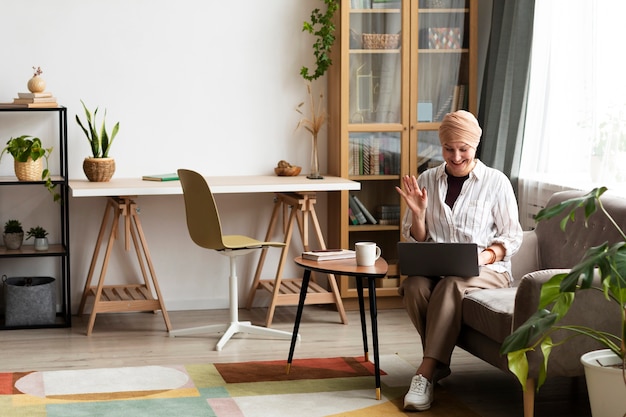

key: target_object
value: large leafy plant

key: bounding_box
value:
[501,187,626,391]
[75,100,120,158]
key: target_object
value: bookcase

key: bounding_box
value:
[0,107,71,329]
[327,0,478,307]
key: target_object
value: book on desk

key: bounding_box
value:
[302,249,356,261]
[142,173,179,181]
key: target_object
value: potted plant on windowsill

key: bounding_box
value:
[3,219,24,250]
[76,100,120,182]
[0,135,59,202]
[500,187,626,416]
[26,225,49,251]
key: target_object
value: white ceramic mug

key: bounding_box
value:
[355,242,381,266]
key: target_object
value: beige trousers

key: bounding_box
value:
[398,268,510,366]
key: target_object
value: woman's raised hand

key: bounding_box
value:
[395,175,428,214]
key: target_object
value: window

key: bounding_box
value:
[520,1,626,195]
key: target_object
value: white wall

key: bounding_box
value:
[0,0,327,313]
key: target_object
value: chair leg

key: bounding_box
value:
[170,250,298,351]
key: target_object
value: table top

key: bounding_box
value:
[294,256,388,278]
[69,175,360,197]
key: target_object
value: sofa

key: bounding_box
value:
[457,190,625,417]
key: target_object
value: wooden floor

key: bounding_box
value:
[1,306,590,417]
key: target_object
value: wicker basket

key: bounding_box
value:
[83,157,116,182]
[14,157,43,181]
[362,33,400,49]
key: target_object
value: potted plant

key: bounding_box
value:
[75,99,120,182]
[3,219,24,250]
[0,135,59,202]
[297,0,338,180]
[500,187,626,416]
[26,225,49,251]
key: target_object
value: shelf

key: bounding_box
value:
[349,224,399,232]
[0,244,66,257]
[0,106,71,329]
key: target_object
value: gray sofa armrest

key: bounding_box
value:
[512,269,569,330]
[512,268,622,378]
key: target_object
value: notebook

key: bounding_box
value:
[397,242,480,277]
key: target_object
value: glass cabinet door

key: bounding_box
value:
[414,0,473,172]
[349,1,403,124]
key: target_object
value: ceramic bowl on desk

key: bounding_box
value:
[274,166,302,176]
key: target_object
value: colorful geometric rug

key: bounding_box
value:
[0,355,479,416]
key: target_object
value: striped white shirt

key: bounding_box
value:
[401,160,523,277]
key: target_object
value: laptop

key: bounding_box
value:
[397,242,480,277]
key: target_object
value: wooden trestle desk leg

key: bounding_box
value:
[245,192,348,328]
[77,197,173,335]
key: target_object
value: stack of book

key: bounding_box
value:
[377,205,401,225]
[0,92,58,108]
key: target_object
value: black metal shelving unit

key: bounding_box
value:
[0,106,71,329]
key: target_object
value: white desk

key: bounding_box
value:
[69,175,359,197]
[69,175,360,334]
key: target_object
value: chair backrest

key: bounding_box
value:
[535,190,626,270]
[177,169,226,250]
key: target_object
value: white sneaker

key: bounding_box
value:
[404,374,433,411]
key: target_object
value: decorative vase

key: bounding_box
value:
[27,75,46,93]
[307,134,323,179]
[34,237,49,251]
[14,157,43,181]
[3,232,24,250]
[83,157,115,182]
[581,349,626,417]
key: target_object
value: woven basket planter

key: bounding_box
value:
[362,33,400,50]
[83,157,115,182]
[14,157,43,181]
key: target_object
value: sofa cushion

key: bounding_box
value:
[462,288,517,343]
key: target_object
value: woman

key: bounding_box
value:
[395,110,523,411]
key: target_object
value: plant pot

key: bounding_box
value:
[83,157,115,182]
[581,349,626,417]
[3,232,24,250]
[34,237,49,251]
[14,157,43,181]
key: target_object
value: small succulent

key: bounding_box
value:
[4,219,23,234]
[26,226,48,240]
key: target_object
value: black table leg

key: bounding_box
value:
[355,276,369,362]
[286,268,311,374]
[367,277,381,400]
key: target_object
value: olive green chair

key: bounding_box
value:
[169,169,295,351]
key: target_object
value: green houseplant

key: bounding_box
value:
[500,187,626,400]
[75,99,120,182]
[3,219,24,250]
[297,0,338,180]
[26,225,49,251]
[0,135,59,202]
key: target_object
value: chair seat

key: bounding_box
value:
[222,234,285,250]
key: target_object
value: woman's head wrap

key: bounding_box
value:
[438,110,482,148]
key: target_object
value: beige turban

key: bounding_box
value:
[438,110,482,148]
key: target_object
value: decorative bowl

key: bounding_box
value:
[274,166,302,176]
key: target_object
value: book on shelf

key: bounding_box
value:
[0,102,58,108]
[348,195,367,224]
[352,195,377,224]
[302,249,356,261]
[13,97,58,104]
[17,92,53,99]
[348,207,359,225]
[142,173,179,181]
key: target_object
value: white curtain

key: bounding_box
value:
[518,0,626,230]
